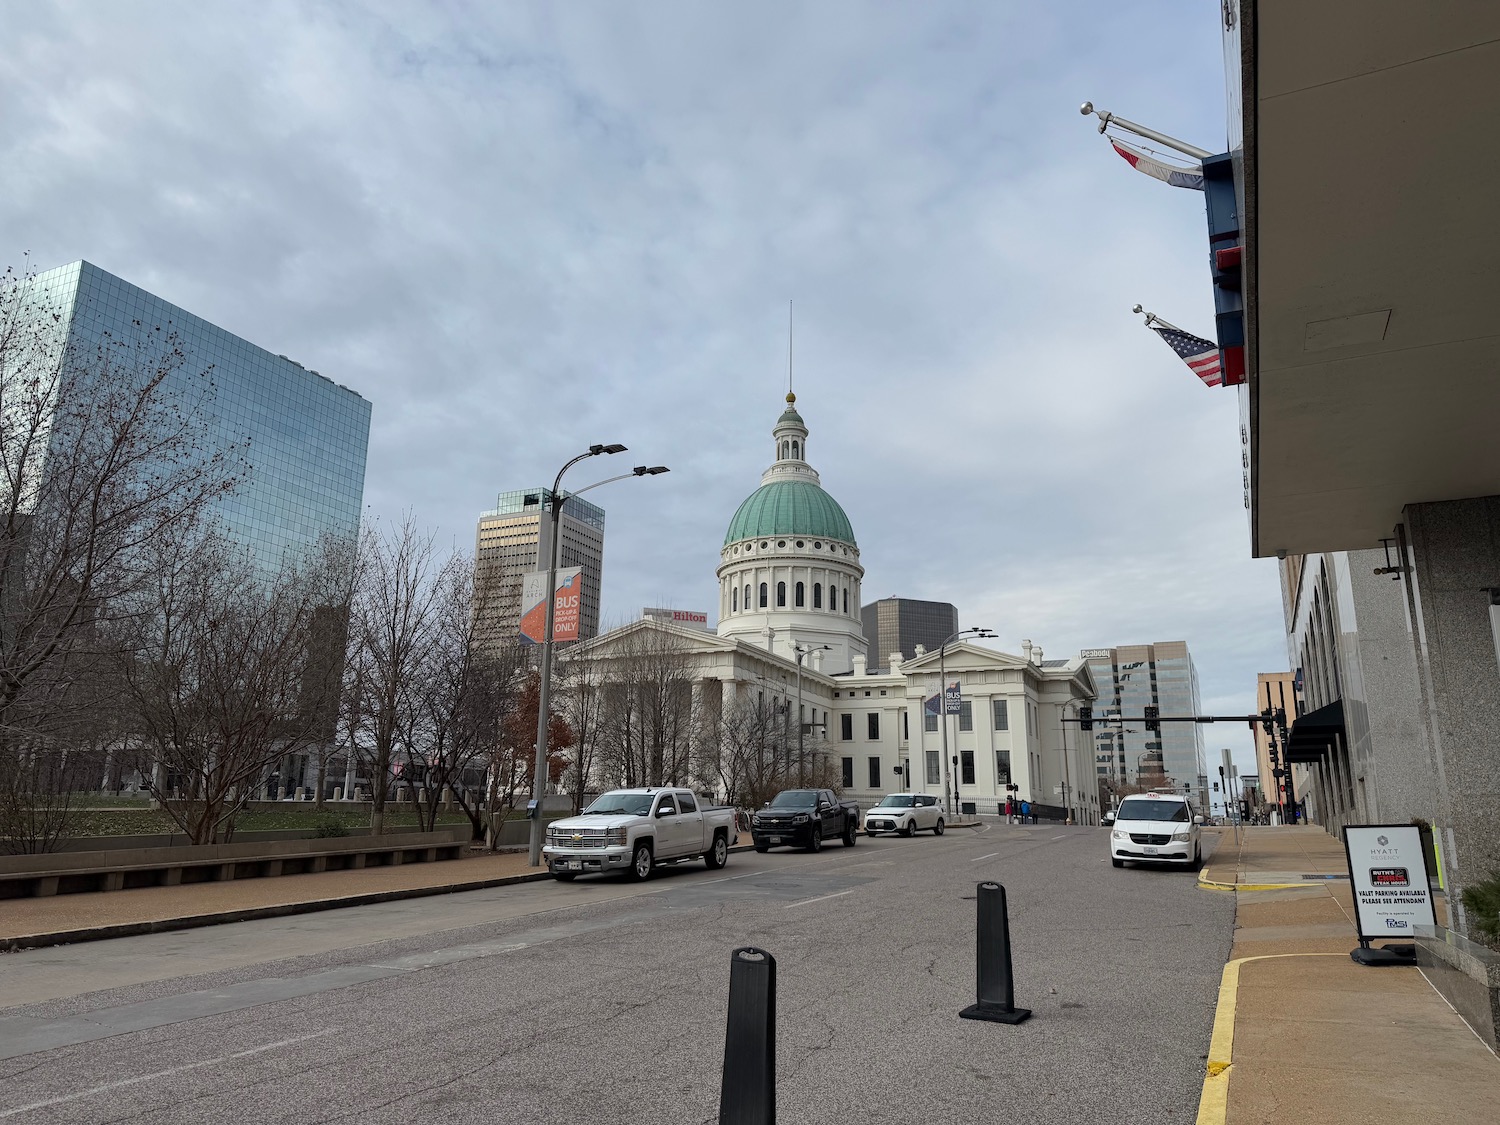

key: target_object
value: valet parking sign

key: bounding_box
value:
[1342,824,1436,940]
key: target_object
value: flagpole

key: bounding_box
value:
[1080,102,1212,161]
[1132,305,1185,334]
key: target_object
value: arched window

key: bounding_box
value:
[744,584,752,609]
[777,581,787,607]
[813,582,822,609]
[792,440,800,459]
[759,582,768,608]
[795,581,805,607]
[843,587,849,613]
[732,586,738,612]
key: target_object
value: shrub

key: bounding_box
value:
[1461,871,1500,948]
[312,819,350,838]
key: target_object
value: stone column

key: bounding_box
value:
[1398,496,1500,927]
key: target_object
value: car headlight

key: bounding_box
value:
[1172,828,1191,841]
[751,815,763,826]
[1111,831,1125,840]
[606,827,628,846]
[793,813,811,825]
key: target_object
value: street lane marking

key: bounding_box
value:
[1052,834,1069,840]
[783,890,854,909]
[695,871,762,886]
[0,1028,339,1119]
[969,852,1000,862]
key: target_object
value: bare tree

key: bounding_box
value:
[0,262,243,849]
[594,626,699,789]
[346,518,444,836]
[115,528,348,844]
[553,647,608,812]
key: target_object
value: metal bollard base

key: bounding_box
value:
[959,1001,1032,1024]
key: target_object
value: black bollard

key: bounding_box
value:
[959,881,1031,1024]
[718,946,776,1125]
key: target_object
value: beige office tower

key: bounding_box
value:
[475,488,605,650]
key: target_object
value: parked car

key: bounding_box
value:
[542,787,737,882]
[1100,811,1116,827]
[1108,791,1204,869]
[863,793,945,837]
[751,789,860,851]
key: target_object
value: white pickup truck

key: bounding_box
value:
[542,787,737,882]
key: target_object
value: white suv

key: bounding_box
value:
[864,793,945,837]
[1109,792,1204,869]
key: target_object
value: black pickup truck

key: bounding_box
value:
[751,789,861,852]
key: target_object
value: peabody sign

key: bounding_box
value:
[1342,824,1435,941]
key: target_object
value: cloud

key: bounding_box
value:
[0,0,1279,769]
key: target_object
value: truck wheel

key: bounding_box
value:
[627,842,654,881]
[552,872,577,882]
[933,818,945,836]
[842,820,858,847]
[705,833,728,870]
[808,826,823,852]
[902,819,915,838]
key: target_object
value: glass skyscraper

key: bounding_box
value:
[860,597,959,669]
[1082,642,1208,810]
[30,261,371,570]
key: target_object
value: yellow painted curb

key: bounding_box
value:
[1196,873,1327,892]
[1194,954,1343,1125]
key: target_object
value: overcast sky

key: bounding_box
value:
[1,1,1283,771]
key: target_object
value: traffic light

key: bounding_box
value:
[1144,705,1160,733]
[1260,708,1275,735]
[1079,705,1093,732]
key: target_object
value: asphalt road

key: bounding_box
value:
[0,822,1232,1124]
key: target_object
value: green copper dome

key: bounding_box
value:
[724,480,856,546]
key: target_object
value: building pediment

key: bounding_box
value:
[900,643,1036,675]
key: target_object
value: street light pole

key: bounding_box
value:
[526,448,668,867]
[793,643,831,786]
[937,627,993,817]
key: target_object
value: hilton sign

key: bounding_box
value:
[643,607,710,631]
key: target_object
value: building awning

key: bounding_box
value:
[1284,700,1345,763]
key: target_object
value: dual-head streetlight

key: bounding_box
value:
[938,627,995,816]
[526,443,669,866]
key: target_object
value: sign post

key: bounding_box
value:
[1342,824,1435,966]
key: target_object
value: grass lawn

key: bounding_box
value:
[68,805,477,837]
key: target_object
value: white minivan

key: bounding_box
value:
[1109,791,1204,869]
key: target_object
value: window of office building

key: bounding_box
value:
[959,701,973,732]
[867,757,881,789]
[867,713,879,740]
[993,699,1009,730]
[961,750,975,786]
[926,750,940,785]
[841,757,854,788]
[840,714,853,741]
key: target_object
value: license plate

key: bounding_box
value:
[568,859,582,870]
[769,837,782,845]
[1144,847,1157,855]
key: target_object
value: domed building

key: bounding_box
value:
[716,393,868,673]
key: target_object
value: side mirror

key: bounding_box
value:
[1193,815,1205,825]
[656,807,672,818]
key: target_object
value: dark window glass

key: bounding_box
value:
[868,757,881,789]
[841,757,854,788]
[732,587,738,611]
[959,701,973,732]
[867,713,880,740]
[961,751,975,785]
[813,583,822,609]
[996,751,1011,785]
[759,582,768,608]
[678,793,697,812]
[777,581,786,607]
[993,699,1009,731]
[840,714,853,741]
[925,751,940,784]
[795,581,805,607]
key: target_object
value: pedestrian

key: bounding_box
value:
[1020,799,1030,824]
[1004,798,1013,823]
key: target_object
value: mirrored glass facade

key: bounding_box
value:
[30,261,371,571]
[861,597,959,669]
[1083,641,1207,809]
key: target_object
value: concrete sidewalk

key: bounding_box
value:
[1197,827,1497,1124]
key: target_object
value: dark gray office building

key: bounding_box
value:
[861,597,958,668]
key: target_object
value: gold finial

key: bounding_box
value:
[786,391,796,404]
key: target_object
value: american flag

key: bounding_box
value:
[1150,325,1222,388]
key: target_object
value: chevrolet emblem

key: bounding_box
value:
[572,833,582,841]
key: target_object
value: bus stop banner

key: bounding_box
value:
[520,567,583,644]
